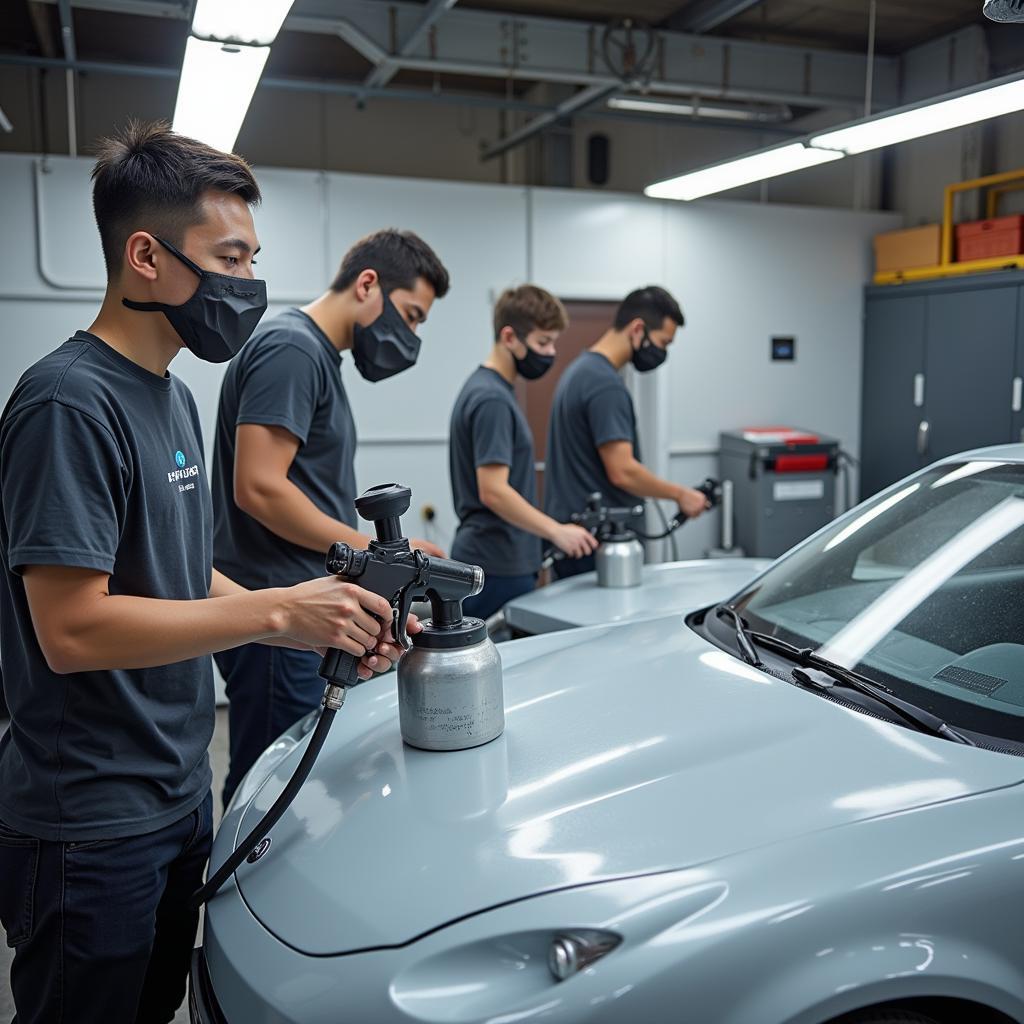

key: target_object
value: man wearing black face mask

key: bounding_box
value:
[544,286,709,580]
[0,123,407,1023]
[449,286,598,619]
[212,228,450,806]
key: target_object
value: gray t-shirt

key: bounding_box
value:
[544,351,640,524]
[213,308,358,590]
[0,333,214,842]
[450,366,542,576]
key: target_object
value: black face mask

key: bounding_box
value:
[122,237,267,364]
[513,338,555,381]
[631,330,668,373]
[352,294,421,382]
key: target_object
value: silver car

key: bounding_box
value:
[193,446,1024,1024]
[502,558,771,636]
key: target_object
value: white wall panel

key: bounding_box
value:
[529,188,667,298]
[251,169,330,302]
[663,199,898,468]
[32,156,107,292]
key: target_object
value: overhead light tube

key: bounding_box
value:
[608,96,791,123]
[645,142,843,201]
[811,71,1024,155]
[172,37,269,153]
[191,0,295,46]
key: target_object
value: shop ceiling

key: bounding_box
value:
[0,0,991,154]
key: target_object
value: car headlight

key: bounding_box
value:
[548,930,622,982]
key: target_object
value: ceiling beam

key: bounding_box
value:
[481,81,617,160]
[37,0,899,111]
[667,0,765,34]
[357,0,459,102]
[26,1,60,58]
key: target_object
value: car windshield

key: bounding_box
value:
[730,460,1024,745]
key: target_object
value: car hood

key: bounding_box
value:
[503,558,771,634]
[226,618,1024,955]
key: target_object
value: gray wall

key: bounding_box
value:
[0,150,898,562]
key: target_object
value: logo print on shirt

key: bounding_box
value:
[168,448,200,490]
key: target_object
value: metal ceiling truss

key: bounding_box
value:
[27,0,898,157]
[668,0,766,34]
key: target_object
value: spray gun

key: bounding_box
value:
[193,483,499,907]
[543,478,723,589]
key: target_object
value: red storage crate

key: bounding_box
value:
[955,214,1024,262]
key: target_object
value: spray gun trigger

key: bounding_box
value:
[393,585,416,651]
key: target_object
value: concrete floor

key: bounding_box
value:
[0,707,231,1023]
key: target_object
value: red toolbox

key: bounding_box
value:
[955,214,1024,262]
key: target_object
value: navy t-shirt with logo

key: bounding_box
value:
[212,308,358,590]
[0,332,214,841]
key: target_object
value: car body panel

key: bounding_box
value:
[203,782,1024,1024]
[224,617,1024,956]
[502,558,771,635]
[202,446,1024,1023]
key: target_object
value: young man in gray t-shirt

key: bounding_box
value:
[449,286,596,619]
[213,230,450,805]
[545,286,710,579]
[0,123,404,1024]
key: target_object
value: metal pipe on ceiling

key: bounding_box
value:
[57,0,77,156]
[0,53,548,113]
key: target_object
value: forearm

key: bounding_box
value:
[210,568,318,652]
[241,479,370,553]
[613,460,681,502]
[482,483,559,541]
[38,588,290,673]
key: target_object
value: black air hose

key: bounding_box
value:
[191,704,338,909]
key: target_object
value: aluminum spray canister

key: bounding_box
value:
[397,617,504,751]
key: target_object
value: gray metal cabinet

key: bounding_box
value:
[861,293,927,498]
[923,285,1018,462]
[1015,289,1024,447]
[862,272,1024,497]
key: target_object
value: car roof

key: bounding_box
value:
[935,443,1024,465]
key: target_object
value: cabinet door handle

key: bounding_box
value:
[1013,377,1023,414]
[917,420,930,456]
[913,373,925,408]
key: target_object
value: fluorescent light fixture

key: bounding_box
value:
[644,142,843,201]
[608,96,791,123]
[811,72,1024,155]
[172,37,269,152]
[191,0,295,45]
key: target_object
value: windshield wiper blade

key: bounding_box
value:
[716,605,762,667]
[746,630,975,746]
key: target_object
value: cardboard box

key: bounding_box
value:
[873,224,941,273]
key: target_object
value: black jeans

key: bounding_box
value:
[552,553,596,580]
[462,573,538,621]
[0,792,212,1024]
[215,643,323,808]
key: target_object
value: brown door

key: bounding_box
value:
[515,300,618,506]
